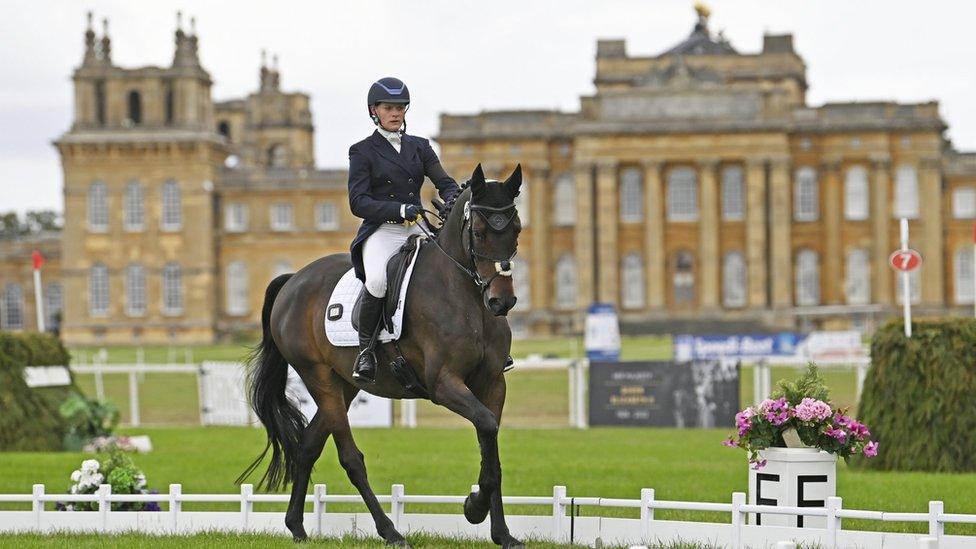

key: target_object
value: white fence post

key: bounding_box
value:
[391,484,405,529]
[169,483,182,533]
[552,485,567,542]
[32,484,43,530]
[928,501,944,540]
[314,484,326,535]
[98,484,111,531]
[128,370,140,426]
[567,360,577,427]
[576,361,587,428]
[855,362,867,402]
[826,496,842,549]
[640,488,655,542]
[400,400,417,428]
[240,484,253,531]
[731,492,745,549]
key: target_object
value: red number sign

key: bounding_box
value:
[889,249,922,272]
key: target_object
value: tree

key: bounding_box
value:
[0,210,62,239]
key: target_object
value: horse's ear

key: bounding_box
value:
[504,164,522,198]
[470,164,486,198]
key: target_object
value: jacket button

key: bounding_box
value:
[389,194,395,198]
[387,180,391,184]
[409,192,415,197]
[408,178,414,183]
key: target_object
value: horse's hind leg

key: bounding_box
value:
[284,408,332,541]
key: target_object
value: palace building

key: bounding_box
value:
[0,8,974,343]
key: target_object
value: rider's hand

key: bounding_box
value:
[402,204,421,223]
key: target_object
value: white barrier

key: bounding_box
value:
[1,483,974,548]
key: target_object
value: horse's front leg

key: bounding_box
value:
[433,374,523,548]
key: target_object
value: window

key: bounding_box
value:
[161,180,182,230]
[95,80,106,126]
[667,167,698,221]
[845,249,871,305]
[225,203,248,232]
[45,283,62,330]
[226,261,249,315]
[554,255,577,309]
[553,174,575,226]
[721,166,745,221]
[619,168,643,223]
[794,167,818,222]
[795,249,820,306]
[127,90,142,125]
[270,203,294,231]
[268,144,287,168]
[315,202,339,231]
[844,166,869,220]
[621,253,645,309]
[512,257,530,311]
[673,251,695,304]
[2,283,23,329]
[162,263,183,315]
[217,120,230,139]
[722,251,747,308]
[123,180,144,231]
[88,181,108,231]
[89,263,109,317]
[125,264,146,317]
[165,87,174,125]
[894,165,919,219]
[272,260,292,280]
[953,187,976,219]
[954,248,974,305]
[514,182,529,226]
[895,268,921,305]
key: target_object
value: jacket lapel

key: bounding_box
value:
[369,130,413,175]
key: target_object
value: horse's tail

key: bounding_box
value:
[236,273,307,492]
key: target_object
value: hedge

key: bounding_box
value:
[857,318,976,472]
[0,332,75,451]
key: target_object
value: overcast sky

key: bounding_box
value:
[2,0,974,214]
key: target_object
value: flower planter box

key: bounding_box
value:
[747,447,837,528]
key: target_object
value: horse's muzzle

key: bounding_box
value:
[487,296,517,317]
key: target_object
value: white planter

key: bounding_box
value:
[747,447,837,528]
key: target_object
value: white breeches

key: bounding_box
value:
[362,223,424,298]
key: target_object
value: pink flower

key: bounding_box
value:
[751,459,767,470]
[833,413,851,427]
[863,441,879,457]
[825,427,848,443]
[735,408,756,435]
[794,398,832,422]
[849,421,871,440]
[722,437,737,448]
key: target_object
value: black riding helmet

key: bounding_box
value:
[367,77,410,126]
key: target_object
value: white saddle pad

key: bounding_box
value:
[324,241,423,347]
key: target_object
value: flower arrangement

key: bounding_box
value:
[723,364,879,468]
[56,445,159,512]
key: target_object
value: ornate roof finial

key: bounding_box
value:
[100,17,112,63]
[82,11,97,66]
[694,2,711,22]
[190,16,196,36]
[177,10,183,31]
[86,10,94,32]
[261,49,267,68]
[272,53,279,71]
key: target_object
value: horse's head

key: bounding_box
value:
[464,164,523,316]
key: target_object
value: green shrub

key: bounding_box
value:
[0,332,75,451]
[857,318,976,472]
[59,393,120,450]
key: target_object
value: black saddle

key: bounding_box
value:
[350,233,424,334]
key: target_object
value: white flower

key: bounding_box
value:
[70,470,81,482]
[136,473,147,489]
[81,459,100,473]
[65,504,75,511]
[69,485,78,494]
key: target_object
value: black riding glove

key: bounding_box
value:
[402,204,421,222]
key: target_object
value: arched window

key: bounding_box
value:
[2,283,24,329]
[673,250,695,304]
[952,187,976,219]
[226,261,249,315]
[844,166,869,220]
[127,90,142,125]
[512,257,531,311]
[273,260,292,280]
[722,251,747,308]
[554,255,577,309]
[123,180,144,231]
[954,247,974,305]
[894,165,919,219]
[845,249,871,305]
[795,249,820,306]
[125,264,146,317]
[45,282,62,331]
[895,268,921,305]
[621,253,645,309]
[553,174,575,226]
[162,262,183,315]
[619,168,643,223]
[514,180,529,226]
[161,180,182,230]
[667,167,698,221]
[268,143,288,168]
[217,120,231,139]
[721,165,745,221]
[87,181,108,231]
[794,167,818,221]
[89,263,109,317]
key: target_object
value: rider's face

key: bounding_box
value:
[372,103,406,132]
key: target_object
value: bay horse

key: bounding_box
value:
[238,164,525,548]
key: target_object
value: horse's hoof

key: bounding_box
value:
[464,491,489,524]
[387,540,411,548]
[292,534,308,544]
[493,533,524,548]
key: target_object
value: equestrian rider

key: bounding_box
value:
[347,77,460,383]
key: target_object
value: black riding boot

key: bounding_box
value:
[353,292,384,383]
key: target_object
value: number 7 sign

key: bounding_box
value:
[889,249,922,272]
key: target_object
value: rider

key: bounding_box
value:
[347,77,460,383]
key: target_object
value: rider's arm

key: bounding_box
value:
[417,138,460,203]
[348,145,405,223]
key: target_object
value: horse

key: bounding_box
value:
[238,164,525,548]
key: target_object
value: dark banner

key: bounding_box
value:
[588,360,740,427]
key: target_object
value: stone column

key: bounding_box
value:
[595,159,619,305]
[573,162,596,308]
[698,158,720,310]
[527,163,550,311]
[821,158,842,304]
[643,160,665,310]
[745,159,768,308]
[870,156,892,305]
[769,158,793,308]
[919,157,945,305]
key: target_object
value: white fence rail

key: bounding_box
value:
[1,483,973,548]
